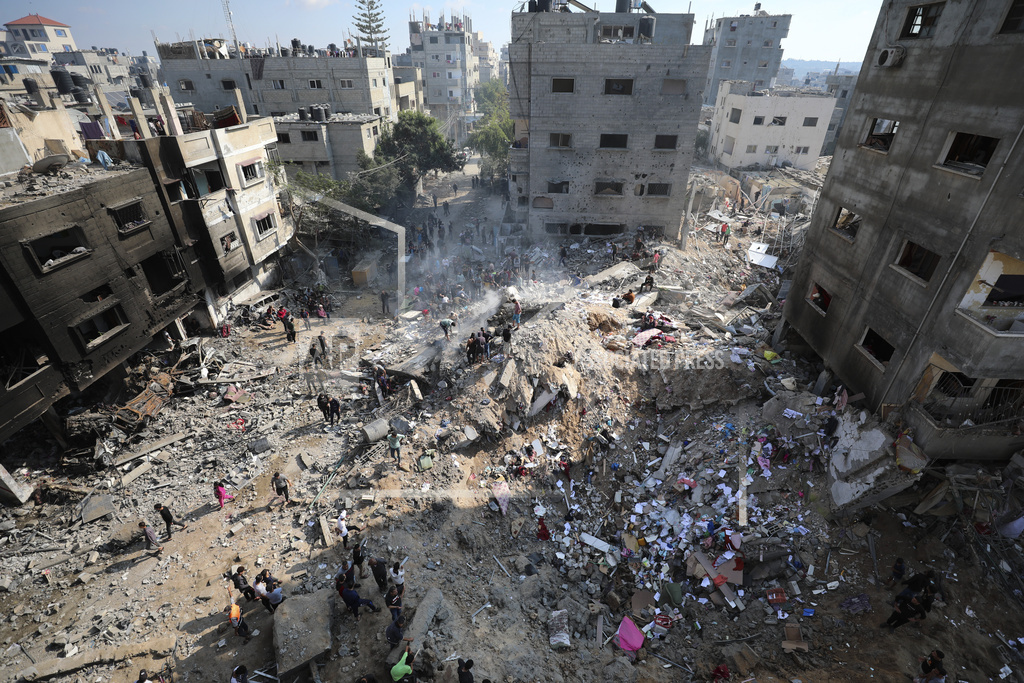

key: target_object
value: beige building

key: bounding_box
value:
[407,13,479,143]
[473,32,498,83]
[2,14,77,57]
[273,112,381,179]
[52,49,132,87]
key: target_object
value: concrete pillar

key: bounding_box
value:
[233,88,248,123]
[93,85,121,139]
[158,92,184,136]
[128,96,151,139]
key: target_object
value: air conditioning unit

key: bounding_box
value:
[876,46,906,68]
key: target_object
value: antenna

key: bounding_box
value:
[222,0,240,55]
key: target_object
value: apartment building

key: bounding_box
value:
[473,32,498,83]
[708,81,834,171]
[52,49,132,87]
[821,73,858,155]
[407,13,479,143]
[1,14,77,57]
[508,5,710,238]
[784,0,1024,458]
[702,6,791,105]
[274,112,382,179]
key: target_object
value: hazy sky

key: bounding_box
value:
[5,0,880,63]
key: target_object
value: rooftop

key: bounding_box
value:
[0,160,140,210]
[273,112,380,125]
[5,14,70,28]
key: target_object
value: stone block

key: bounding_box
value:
[230,523,245,536]
[388,587,443,666]
[273,589,333,679]
[722,643,760,674]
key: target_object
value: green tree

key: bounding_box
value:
[375,110,464,191]
[352,0,389,50]
[340,151,401,214]
[468,81,513,179]
[474,80,508,119]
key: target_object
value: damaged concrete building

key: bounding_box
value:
[508,3,710,238]
[785,0,1024,458]
[701,6,792,106]
[272,111,382,179]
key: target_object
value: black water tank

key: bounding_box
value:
[72,87,91,104]
[129,87,144,101]
[24,78,39,94]
[310,106,325,122]
[615,0,630,12]
[51,70,74,94]
[538,0,551,11]
[323,103,332,118]
[291,38,302,51]
[140,73,154,88]
[280,48,290,57]
[298,107,308,121]
[639,16,655,39]
[70,73,91,89]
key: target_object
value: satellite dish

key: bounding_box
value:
[33,154,70,174]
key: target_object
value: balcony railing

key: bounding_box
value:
[919,365,1024,428]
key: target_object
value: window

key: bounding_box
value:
[840,89,849,98]
[547,181,569,194]
[595,182,624,196]
[38,44,48,53]
[901,3,945,38]
[339,79,353,88]
[109,200,150,234]
[984,274,1024,306]
[758,61,769,68]
[532,197,554,209]
[863,118,900,153]
[725,39,737,47]
[895,241,940,281]
[746,144,758,153]
[729,108,742,124]
[765,145,779,154]
[723,136,736,155]
[63,45,72,52]
[753,116,764,126]
[301,130,319,142]
[771,116,787,126]
[178,79,195,91]
[599,134,628,149]
[221,79,236,90]
[646,183,671,196]
[803,117,819,127]
[763,39,773,47]
[432,72,441,78]
[278,132,291,143]
[808,283,832,314]
[857,328,896,367]
[309,79,323,89]
[797,146,811,154]
[272,79,286,89]
[600,25,635,39]
[141,252,185,296]
[240,161,264,184]
[372,125,379,135]
[661,79,686,95]
[604,79,634,95]
[28,227,90,272]
[254,213,277,239]
[551,78,574,93]
[221,232,241,255]
[429,37,438,44]
[942,132,999,176]
[549,133,572,148]
[729,21,738,31]
[55,29,67,37]
[654,135,678,150]
[76,306,129,351]
[1001,0,1024,32]
[722,60,732,69]
[832,206,861,239]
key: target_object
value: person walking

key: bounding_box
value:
[301,308,311,331]
[387,429,405,467]
[153,503,187,540]
[139,522,163,553]
[386,615,413,649]
[390,562,406,597]
[336,510,358,548]
[385,585,403,621]
[381,289,391,315]
[270,473,291,508]
[340,582,380,621]
[353,542,368,579]
[317,393,330,421]
[328,396,341,426]
[368,557,390,593]
[231,566,257,601]
[502,326,513,356]
[215,481,234,509]
[318,331,330,368]
[432,192,438,208]
[722,223,731,248]
[226,588,253,643]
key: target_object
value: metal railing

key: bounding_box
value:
[919,366,1024,428]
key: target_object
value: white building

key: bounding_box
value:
[406,13,479,143]
[1,14,77,57]
[702,8,791,105]
[708,81,834,171]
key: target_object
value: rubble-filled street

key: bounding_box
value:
[1,162,1023,683]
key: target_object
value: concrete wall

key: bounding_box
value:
[275,116,379,180]
[509,11,710,237]
[821,74,858,155]
[2,100,87,164]
[2,21,78,56]
[703,13,791,105]
[708,82,835,170]
[784,0,1024,454]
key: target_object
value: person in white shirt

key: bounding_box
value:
[390,562,405,596]
[254,580,273,613]
[231,665,248,683]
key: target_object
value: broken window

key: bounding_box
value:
[763,39,773,47]
[771,116,787,126]
[599,134,628,149]
[661,79,686,95]
[544,223,569,235]
[80,284,113,303]
[746,144,758,153]
[723,136,736,155]
[75,305,129,351]
[221,232,241,256]
[758,60,769,68]
[832,206,861,240]
[729,108,742,124]
[725,39,737,47]
[765,145,779,154]
[722,60,732,69]
[254,213,277,238]
[309,79,324,89]
[277,133,291,144]
[863,118,900,152]
[858,328,896,366]
[301,130,318,142]
[803,117,818,127]
[532,197,554,209]
[600,25,635,40]
[547,181,569,194]
[942,132,999,176]
[188,166,225,197]
[1002,0,1024,32]
[654,135,678,150]
[604,79,634,95]
[895,241,941,281]
[272,79,286,89]
[901,3,945,38]
[646,183,671,196]
[28,227,90,272]
[795,146,810,154]
[178,79,195,91]
[240,161,264,184]
[551,78,574,93]
[983,274,1024,306]
[109,200,150,234]
[549,133,572,148]
[809,283,832,314]
[753,116,764,125]
[141,252,185,296]
[221,79,236,90]
[729,21,738,32]
[594,181,623,196]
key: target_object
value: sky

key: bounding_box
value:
[5,0,881,64]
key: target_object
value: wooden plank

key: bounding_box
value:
[318,515,335,548]
[113,431,190,466]
[595,614,604,645]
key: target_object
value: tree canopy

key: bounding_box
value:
[374,110,465,190]
[467,81,513,178]
[352,0,389,50]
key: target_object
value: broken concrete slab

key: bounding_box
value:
[826,413,921,511]
[0,463,33,505]
[584,261,642,288]
[273,589,333,679]
[17,635,176,681]
[80,495,116,524]
[121,461,153,486]
[498,359,518,389]
[113,431,191,467]
[722,642,761,674]
[388,587,442,666]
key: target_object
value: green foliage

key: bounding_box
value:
[339,151,401,214]
[352,0,389,49]
[474,80,508,119]
[374,110,464,190]
[468,81,513,178]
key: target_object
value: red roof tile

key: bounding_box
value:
[6,14,70,28]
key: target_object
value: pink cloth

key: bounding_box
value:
[617,616,645,652]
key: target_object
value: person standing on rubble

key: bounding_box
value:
[390,561,406,596]
[270,473,291,508]
[559,245,568,267]
[387,429,406,467]
[226,588,252,643]
[386,615,413,649]
[368,556,390,593]
[341,581,380,621]
[139,521,163,554]
[502,326,513,356]
[381,289,391,316]
[440,315,457,341]
[153,503,187,540]
[328,395,341,426]
[300,308,311,331]
[722,223,732,248]
[884,557,906,588]
[284,316,296,344]
[317,393,330,421]
[318,332,330,368]
[385,585,403,621]
[457,659,475,683]
[215,481,234,509]
[512,299,522,329]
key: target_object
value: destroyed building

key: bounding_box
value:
[708,81,835,171]
[508,3,710,238]
[785,0,1024,458]
[820,72,857,155]
[701,5,792,106]
[272,111,382,179]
